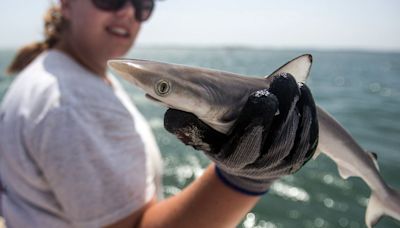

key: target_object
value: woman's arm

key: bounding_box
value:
[106,164,260,228]
[139,164,259,228]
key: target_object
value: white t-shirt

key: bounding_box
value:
[0,50,163,228]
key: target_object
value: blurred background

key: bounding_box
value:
[1,0,400,227]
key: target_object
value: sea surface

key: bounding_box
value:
[1,48,399,228]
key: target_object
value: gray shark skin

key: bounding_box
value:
[108,54,400,227]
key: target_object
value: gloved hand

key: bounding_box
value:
[164,73,319,195]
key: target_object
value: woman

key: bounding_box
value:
[0,0,318,227]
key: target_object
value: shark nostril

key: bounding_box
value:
[155,79,171,96]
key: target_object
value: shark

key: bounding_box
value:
[108,54,400,227]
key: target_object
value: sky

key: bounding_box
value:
[1,0,399,52]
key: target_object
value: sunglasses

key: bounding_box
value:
[92,0,155,22]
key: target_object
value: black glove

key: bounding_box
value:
[164,73,318,195]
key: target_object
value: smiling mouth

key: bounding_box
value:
[106,26,130,38]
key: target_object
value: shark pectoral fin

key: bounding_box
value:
[366,193,384,228]
[265,54,313,83]
[337,165,354,179]
[366,151,380,171]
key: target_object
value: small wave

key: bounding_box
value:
[270,181,310,202]
[148,118,164,129]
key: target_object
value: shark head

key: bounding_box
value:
[108,54,313,133]
[108,59,257,125]
[108,59,209,114]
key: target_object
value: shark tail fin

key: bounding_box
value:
[365,188,400,228]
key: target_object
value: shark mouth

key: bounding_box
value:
[145,94,161,103]
[145,94,172,109]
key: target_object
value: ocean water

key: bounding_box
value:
[1,48,399,228]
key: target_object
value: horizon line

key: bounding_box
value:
[0,44,399,55]
[132,44,400,54]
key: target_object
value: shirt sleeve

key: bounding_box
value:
[30,103,155,227]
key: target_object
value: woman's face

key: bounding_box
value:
[60,0,141,72]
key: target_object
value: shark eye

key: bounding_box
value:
[155,79,171,96]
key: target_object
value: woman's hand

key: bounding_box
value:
[164,73,319,195]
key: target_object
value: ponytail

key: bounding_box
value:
[6,6,66,75]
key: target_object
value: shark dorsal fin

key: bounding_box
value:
[265,54,313,83]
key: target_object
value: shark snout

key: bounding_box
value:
[108,59,156,87]
[107,59,136,82]
[107,59,131,74]
[107,59,140,75]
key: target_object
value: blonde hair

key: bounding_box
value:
[6,5,66,75]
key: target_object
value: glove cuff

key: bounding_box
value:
[215,166,273,196]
